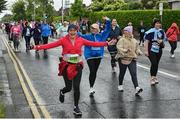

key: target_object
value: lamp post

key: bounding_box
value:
[159,2,163,24]
[33,2,36,21]
[62,0,64,23]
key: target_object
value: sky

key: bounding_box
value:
[0,0,92,18]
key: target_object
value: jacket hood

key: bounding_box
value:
[171,23,178,29]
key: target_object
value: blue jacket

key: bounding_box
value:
[41,23,51,37]
[78,19,111,60]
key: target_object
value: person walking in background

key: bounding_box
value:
[80,20,88,34]
[32,23,41,53]
[116,26,143,95]
[127,22,133,34]
[10,22,21,52]
[41,20,51,57]
[138,21,146,46]
[23,22,32,52]
[166,22,180,58]
[77,16,111,97]
[5,23,12,44]
[33,24,112,116]
[60,21,68,38]
[107,18,122,72]
[144,18,166,85]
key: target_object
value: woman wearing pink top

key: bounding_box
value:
[10,22,21,52]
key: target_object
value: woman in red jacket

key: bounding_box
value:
[34,24,110,116]
[166,23,180,58]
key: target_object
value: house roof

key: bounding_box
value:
[168,0,180,3]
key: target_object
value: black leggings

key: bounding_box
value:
[24,36,31,50]
[139,34,144,45]
[118,60,139,88]
[13,35,19,49]
[87,58,101,88]
[148,51,162,76]
[110,52,117,68]
[169,41,177,55]
[34,37,41,46]
[61,68,82,107]
[42,36,48,44]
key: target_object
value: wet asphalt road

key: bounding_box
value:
[3,34,180,118]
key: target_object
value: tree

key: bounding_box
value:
[0,0,7,13]
[155,0,170,9]
[11,0,55,22]
[70,0,89,19]
[128,2,143,10]
[89,0,128,11]
[12,0,26,21]
[1,14,13,22]
[141,0,157,9]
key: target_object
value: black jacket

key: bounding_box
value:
[23,26,32,37]
[107,26,122,52]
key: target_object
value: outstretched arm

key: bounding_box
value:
[83,38,107,47]
[34,38,62,50]
[100,17,111,41]
[77,32,91,40]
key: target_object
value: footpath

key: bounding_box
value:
[0,33,16,118]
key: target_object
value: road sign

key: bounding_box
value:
[159,3,163,15]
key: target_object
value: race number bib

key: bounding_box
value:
[91,47,101,50]
[141,29,145,33]
[66,54,80,63]
[151,42,160,53]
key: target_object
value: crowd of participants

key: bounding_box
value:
[0,17,179,116]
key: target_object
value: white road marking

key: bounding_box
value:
[137,63,178,78]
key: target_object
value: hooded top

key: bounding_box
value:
[77,19,111,60]
[166,23,180,41]
[41,23,52,37]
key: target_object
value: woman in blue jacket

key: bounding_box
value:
[41,21,51,56]
[78,16,111,96]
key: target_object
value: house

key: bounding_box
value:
[168,0,180,10]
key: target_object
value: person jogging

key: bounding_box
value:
[107,18,122,72]
[77,16,111,97]
[10,22,21,52]
[32,22,41,53]
[166,22,180,58]
[40,20,51,56]
[144,18,166,85]
[33,24,112,116]
[22,22,32,52]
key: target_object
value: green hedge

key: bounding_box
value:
[0,103,5,118]
[89,10,180,30]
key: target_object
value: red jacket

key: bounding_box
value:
[34,35,107,80]
[166,23,180,41]
[35,35,108,55]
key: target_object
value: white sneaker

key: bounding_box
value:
[154,77,159,84]
[112,67,116,73]
[171,54,175,58]
[89,88,95,96]
[135,87,143,95]
[118,85,123,92]
[150,79,156,86]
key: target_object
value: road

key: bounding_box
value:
[1,33,180,118]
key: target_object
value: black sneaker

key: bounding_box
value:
[73,106,82,116]
[59,90,64,103]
